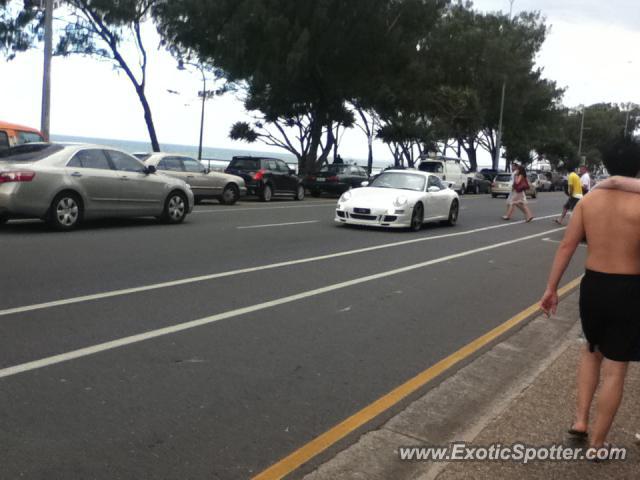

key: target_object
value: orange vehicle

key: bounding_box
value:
[0,121,45,150]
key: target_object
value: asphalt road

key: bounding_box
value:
[0,192,586,479]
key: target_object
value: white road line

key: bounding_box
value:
[193,203,336,214]
[543,237,587,247]
[0,227,564,379]
[237,220,320,229]
[0,214,559,318]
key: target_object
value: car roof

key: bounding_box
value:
[382,169,430,177]
[0,120,43,135]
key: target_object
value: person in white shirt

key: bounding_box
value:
[580,165,591,194]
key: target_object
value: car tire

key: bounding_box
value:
[474,184,480,194]
[48,191,82,230]
[445,199,459,226]
[310,189,321,197]
[294,184,305,201]
[261,184,273,202]
[492,193,498,198]
[409,203,424,232]
[220,184,240,205]
[0,215,8,226]
[459,185,465,196]
[161,191,188,224]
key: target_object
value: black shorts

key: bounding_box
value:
[564,197,580,211]
[579,269,640,362]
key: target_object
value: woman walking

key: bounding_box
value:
[502,165,534,222]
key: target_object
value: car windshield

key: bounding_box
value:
[370,172,426,191]
[496,174,512,182]
[229,158,261,170]
[319,165,348,173]
[0,143,63,162]
[418,162,443,173]
[16,131,45,144]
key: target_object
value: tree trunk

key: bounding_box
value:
[135,85,160,152]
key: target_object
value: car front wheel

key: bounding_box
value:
[162,191,188,224]
[294,184,305,201]
[48,192,82,230]
[409,203,424,232]
[220,184,239,205]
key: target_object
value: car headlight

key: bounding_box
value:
[339,191,352,203]
[393,195,408,207]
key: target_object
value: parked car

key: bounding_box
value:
[335,170,459,231]
[304,164,369,197]
[135,153,246,205]
[530,172,552,192]
[416,157,467,195]
[225,156,304,201]
[525,173,538,198]
[465,172,492,194]
[491,172,537,198]
[0,120,45,150]
[0,143,194,229]
[480,168,499,181]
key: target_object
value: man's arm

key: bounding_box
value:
[541,203,585,315]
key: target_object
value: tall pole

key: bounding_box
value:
[577,108,585,161]
[198,68,206,161]
[624,108,630,138]
[40,0,54,141]
[493,0,515,170]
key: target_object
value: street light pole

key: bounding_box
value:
[40,0,54,141]
[197,68,206,161]
[493,0,515,171]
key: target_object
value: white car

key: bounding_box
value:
[335,170,459,231]
[417,157,467,195]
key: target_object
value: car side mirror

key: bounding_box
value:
[427,186,441,193]
[144,165,156,175]
[360,181,369,187]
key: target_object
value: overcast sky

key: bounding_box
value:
[0,0,638,164]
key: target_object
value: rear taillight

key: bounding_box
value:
[308,175,316,181]
[327,175,339,182]
[251,169,266,181]
[0,171,36,183]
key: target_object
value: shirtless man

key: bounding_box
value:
[541,137,640,451]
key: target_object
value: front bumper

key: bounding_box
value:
[334,205,411,228]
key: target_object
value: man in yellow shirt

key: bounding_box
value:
[555,170,583,225]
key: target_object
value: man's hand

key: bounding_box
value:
[540,289,559,317]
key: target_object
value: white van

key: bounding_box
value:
[417,157,467,195]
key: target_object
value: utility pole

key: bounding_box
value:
[40,0,54,141]
[493,0,515,171]
[577,108,585,162]
[197,68,206,161]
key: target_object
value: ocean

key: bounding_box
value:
[51,134,393,172]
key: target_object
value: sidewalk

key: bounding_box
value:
[303,292,640,480]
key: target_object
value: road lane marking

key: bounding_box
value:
[238,221,320,229]
[0,215,560,318]
[0,227,563,380]
[542,237,587,247]
[193,203,336,214]
[252,275,583,480]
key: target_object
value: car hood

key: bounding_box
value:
[343,187,424,204]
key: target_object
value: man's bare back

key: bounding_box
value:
[581,188,640,274]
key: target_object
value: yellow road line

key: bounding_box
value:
[252,275,583,480]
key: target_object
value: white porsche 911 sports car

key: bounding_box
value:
[335,170,459,231]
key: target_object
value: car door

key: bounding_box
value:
[264,159,282,193]
[182,157,219,197]
[106,149,166,214]
[276,159,296,192]
[65,149,122,213]
[426,175,447,216]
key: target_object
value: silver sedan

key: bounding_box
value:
[0,143,194,230]
[136,153,246,205]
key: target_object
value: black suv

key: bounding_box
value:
[225,156,304,202]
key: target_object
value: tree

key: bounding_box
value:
[2,0,163,151]
[56,0,161,151]
[157,0,448,174]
